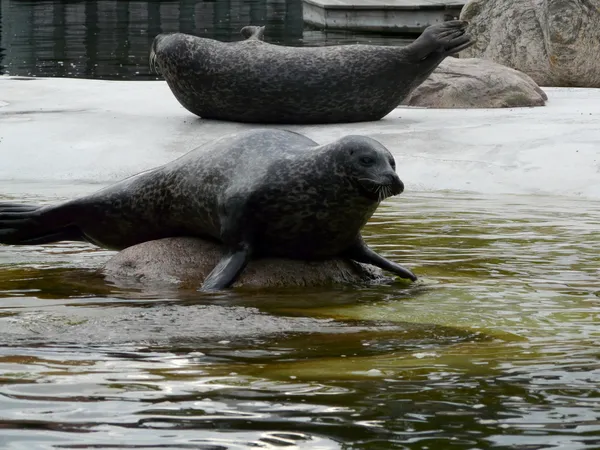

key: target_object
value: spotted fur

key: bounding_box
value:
[0,129,417,289]
[150,21,473,124]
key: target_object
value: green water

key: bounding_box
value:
[1,190,599,449]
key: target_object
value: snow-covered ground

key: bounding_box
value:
[1,76,598,199]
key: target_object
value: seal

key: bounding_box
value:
[150,21,473,124]
[0,129,417,291]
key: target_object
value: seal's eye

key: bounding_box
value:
[360,156,375,166]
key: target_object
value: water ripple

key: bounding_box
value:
[0,191,598,448]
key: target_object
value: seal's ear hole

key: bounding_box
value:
[349,149,355,155]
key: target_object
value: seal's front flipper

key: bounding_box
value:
[200,248,251,291]
[0,202,84,246]
[201,192,255,291]
[343,237,417,282]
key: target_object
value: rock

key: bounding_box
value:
[459,0,600,87]
[402,57,547,108]
[102,237,389,289]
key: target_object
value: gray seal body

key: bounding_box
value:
[150,21,473,124]
[0,129,417,290]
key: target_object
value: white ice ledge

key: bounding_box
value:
[1,76,599,199]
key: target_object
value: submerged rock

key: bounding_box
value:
[403,57,547,108]
[459,0,600,87]
[103,237,388,289]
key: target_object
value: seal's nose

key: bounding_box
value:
[387,173,404,195]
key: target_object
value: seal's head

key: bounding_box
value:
[150,33,189,75]
[150,33,166,74]
[335,136,404,202]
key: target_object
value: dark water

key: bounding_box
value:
[0,0,411,80]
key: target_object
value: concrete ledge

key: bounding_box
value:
[1,76,599,200]
[303,0,465,34]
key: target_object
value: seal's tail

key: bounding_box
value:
[0,202,83,246]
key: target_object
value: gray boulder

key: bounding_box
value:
[102,237,388,289]
[403,57,547,108]
[459,0,600,87]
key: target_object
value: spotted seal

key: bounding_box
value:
[0,129,417,290]
[150,21,473,124]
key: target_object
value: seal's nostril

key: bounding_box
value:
[389,175,404,195]
[386,173,401,183]
[396,179,405,194]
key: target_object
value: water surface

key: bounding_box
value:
[0,0,412,80]
[1,188,599,449]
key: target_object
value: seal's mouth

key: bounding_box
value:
[358,178,404,202]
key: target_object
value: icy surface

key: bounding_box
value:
[1,76,598,199]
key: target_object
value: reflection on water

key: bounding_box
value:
[0,0,412,80]
[1,191,599,449]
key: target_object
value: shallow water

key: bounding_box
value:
[1,188,599,449]
[0,0,412,80]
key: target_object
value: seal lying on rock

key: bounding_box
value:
[0,129,417,291]
[103,237,389,289]
[150,21,473,124]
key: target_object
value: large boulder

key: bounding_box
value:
[402,57,547,108]
[102,237,389,289]
[459,0,600,87]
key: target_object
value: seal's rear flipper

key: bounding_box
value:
[0,202,84,246]
[343,236,417,282]
[442,34,473,56]
[0,203,40,213]
[200,248,251,291]
[408,20,473,61]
